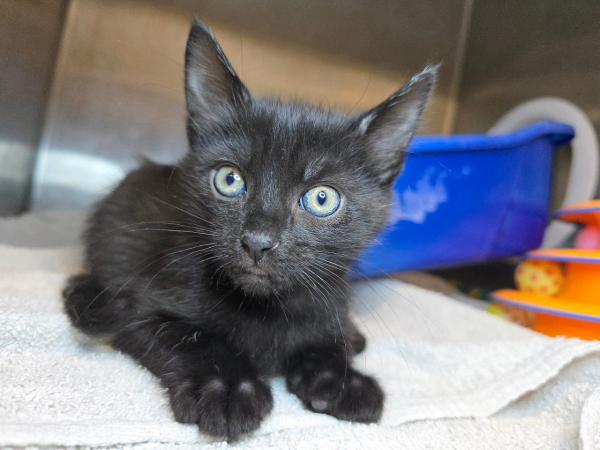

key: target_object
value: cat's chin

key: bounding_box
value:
[235,269,278,297]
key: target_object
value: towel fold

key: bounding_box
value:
[1,242,600,449]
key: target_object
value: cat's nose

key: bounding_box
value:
[241,232,277,264]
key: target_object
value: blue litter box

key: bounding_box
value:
[354,121,575,277]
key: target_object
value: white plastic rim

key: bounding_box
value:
[489,97,599,248]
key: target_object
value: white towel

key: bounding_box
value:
[1,242,600,449]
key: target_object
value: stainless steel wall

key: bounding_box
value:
[455,0,600,134]
[1,0,598,214]
[16,0,472,211]
[0,0,65,215]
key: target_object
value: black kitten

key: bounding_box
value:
[63,21,436,441]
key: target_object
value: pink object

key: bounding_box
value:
[575,226,600,250]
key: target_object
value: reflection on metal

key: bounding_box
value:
[34,149,126,210]
[30,0,190,210]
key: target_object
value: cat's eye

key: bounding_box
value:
[300,186,341,217]
[213,166,246,198]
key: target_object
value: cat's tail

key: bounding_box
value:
[63,274,129,338]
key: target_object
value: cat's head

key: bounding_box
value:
[177,21,436,298]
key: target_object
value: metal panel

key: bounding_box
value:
[31,0,191,210]
[456,0,600,134]
[165,0,471,132]
[0,0,66,215]
[31,0,469,210]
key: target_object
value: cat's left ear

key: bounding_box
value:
[356,66,438,185]
[185,21,251,131]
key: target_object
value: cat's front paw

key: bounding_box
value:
[168,376,273,441]
[286,365,384,423]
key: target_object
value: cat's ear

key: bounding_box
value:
[356,66,438,185]
[185,21,251,130]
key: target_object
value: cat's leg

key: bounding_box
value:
[63,274,130,337]
[111,315,273,441]
[284,343,383,423]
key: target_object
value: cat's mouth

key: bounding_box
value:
[234,266,278,296]
[242,266,268,277]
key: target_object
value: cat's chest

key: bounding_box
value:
[225,313,331,375]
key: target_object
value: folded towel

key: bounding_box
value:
[1,242,600,449]
[581,387,600,450]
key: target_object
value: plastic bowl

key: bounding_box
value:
[354,121,575,277]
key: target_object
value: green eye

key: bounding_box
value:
[300,186,341,217]
[213,166,246,198]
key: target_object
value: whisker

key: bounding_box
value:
[133,189,217,227]
[141,246,219,294]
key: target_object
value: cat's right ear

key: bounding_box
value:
[354,66,437,186]
[185,21,251,132]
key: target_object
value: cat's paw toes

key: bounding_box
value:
[225,379,273,439]
[287,368,383,423]
[330,371,384,423]
[169,377,273,441]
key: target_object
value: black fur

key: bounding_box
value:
[64,20,436,441]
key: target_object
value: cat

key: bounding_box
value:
[63,20,436,441]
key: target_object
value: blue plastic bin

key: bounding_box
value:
[354,121,575,277]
